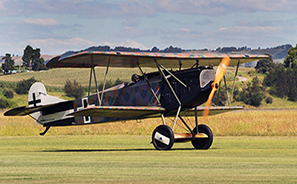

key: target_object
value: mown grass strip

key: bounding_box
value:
[0,135,296,183]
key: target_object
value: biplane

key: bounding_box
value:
[4,51,268,150]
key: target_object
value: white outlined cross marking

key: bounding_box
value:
[77,97,95,123]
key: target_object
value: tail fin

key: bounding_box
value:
[28,82,65,107]
[28,82,67,125]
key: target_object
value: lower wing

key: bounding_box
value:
[5,103,242,119]
[68,106,166,119]
[180,106,243,117]
[68,106,242,119]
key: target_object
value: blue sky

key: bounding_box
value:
[1,0,297,55]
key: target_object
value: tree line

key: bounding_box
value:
[263,45,297,101]
[215,44,297,107]
[1,45,48,74]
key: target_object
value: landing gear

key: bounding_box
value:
[191,124,213,149]
[152,125,174,150]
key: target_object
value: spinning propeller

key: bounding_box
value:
[203,56,231,119]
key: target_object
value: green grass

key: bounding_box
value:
[0,135,296,183]
[1,110,297,136]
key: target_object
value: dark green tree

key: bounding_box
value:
[286,68,297,101]
[236,76,264,107]
[284,44,297,69]
[255,54,275,74]
[32,58,47,71]
[22,45,34,67]
[22,45,47,71]
[264,64,290,98]
[1,53,15,74]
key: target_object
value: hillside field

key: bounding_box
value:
[0,66,254,88]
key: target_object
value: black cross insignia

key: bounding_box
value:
[28,93,41,107]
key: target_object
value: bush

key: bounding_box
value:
[0,98,9,109]
[235,76,265,107]
[265,97,273,104]
[15,77,39,94]
[4,89,14,98]
[64,80,85,99]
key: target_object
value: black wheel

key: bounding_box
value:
[191,124,213,150]
[152,125,174,150]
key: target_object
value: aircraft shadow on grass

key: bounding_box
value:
[41,147,201,152]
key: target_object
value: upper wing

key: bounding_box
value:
[68,106,166,119]
[180,106,243,117]
[46,51,268,69]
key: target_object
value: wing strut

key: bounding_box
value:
[231,60,240,102]
[157,64,187,88]
[87,56,111,106]
[137,63,161,105]
[154,59,182,130]
[223,75,231,106]
[88,58,100,100]
[137,62,166,125]
[88,64,93,97]
[99,56,110,106]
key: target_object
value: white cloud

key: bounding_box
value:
[117,26,145,38]
[214,25,285,48]
[154,0,228,16]
[28,37,96,54]
[108,40,148,50]
[218,25,283,34]
[23,18,60,26]
[0,1,4,10]
[155,0,297,16]
[26,38,149,54]
[1,0,297,18]
[181,28,191,32]
[225,0,297,12]
[219,27,228,31]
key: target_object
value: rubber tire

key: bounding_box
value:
[191,124,213,150]
[152,125,174,150]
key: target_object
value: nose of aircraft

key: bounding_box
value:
[203,55,231,119]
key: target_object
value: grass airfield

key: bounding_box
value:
[0,135,296,183]
[1,67,297,183]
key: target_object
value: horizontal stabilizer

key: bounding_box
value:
[4,104,52,116]
[68,106,166,119]
[4,101,73,116]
